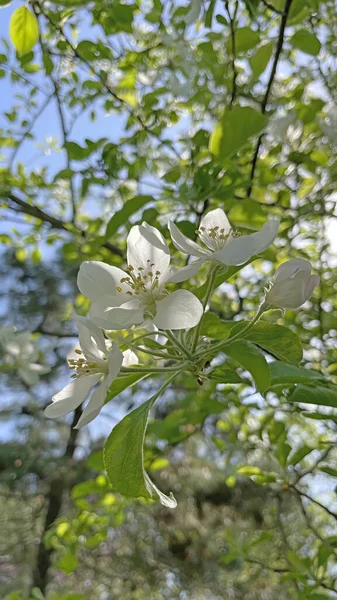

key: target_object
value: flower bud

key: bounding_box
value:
[262,259,319,311]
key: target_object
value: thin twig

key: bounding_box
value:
[247,0,293,197]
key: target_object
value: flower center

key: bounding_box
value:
[196,226,236,251]
[117,261,166,301]
[68,349,108,379]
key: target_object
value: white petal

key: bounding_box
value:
[213,217,279,266]
[75,344,123,428]
[90,299,144,330]
[75,316,107,361]
[28,363,50,374]
[273,258,312,284]
[127,223,170,275]
[77,261,128,300]
[45,374,101,419]
[154,289,203,330]
[19,367,39,386]
[200,208,231,235]
[122,349,139,366]
[168,221,208,258]
[185,0,202,25]
[75,383,106,428]
[305,274,320,298]
[266,277,307,309]
[166,260,203,283]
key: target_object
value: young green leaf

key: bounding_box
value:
[224,340,270,393]
[209,106,268,162]
[103,398,177,507]
[105,195,151,238]
[291,30,321,56]
[10,7,39,57]
[289,384,337,407]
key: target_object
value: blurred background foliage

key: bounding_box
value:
[1,0,337,598]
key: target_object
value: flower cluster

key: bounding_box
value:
[0,326,50,386]
[45,209,318,427]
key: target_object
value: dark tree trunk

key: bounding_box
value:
[31,405,82,593]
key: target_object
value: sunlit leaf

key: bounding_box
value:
[10,7,39,57]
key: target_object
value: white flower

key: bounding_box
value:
[45,318,128,428]
[168,208,280,282]
[319,105,337,144]
[262,258,319,311]
[268,112,302,144]
[77,222,203,331]
[185,0,202,25]
[0,327,50,386]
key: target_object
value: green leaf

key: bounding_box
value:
[104,373,147,405]
[291,30,321,56]
[289,384,337,407]
[288,445,313,466]
[105,195,151,238]
[238,321,303,365]
[87,450,104,471]
[228,27,260,54]
[224,340,270,393]
[0,0,13,6]
[317,542,333,567]
[202,319,303,365]
[275,435,291,467]
[200,313,233,339]
[10,7,39,57]
[209,106,268,162]
[269,362,323,387]
[209,366,243,384]
[103,399,177,507]
[250,43,273,80]
[56,553,78,575]
[320,466,337,478]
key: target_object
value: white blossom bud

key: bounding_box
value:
[262,258,319,311]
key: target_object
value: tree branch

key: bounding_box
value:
[247,0,293,197]
[3,192,123,257]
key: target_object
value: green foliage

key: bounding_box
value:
[2,0,337,597]
[9,7,39,56]
[210,106,268,162]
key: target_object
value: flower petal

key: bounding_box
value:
[273,258,312,284]
[168,221,208,257]
[213,217,279,266]
[90,299,144,330]
[45,374,101,419]
[154,289,203,330]
[122,349,139,366]
[77,261,128,301]
[127,222,170,275]
[19,367,39,386]
[165,260,203,283]
[199,209,231,249]
[305,274,320,298]
[75,344,123,428]
[75,316,107,361]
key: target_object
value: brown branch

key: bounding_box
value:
[33,5,77,224]
[289,485,337,520]
[9,95,54,169]
[30,405,82,593]
[225,0,238,107]
[3,192,123,257]
[37,2,181,160]
[247,0,293,197]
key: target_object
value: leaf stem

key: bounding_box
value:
[190,265,219,354]
[166,331,192,359]
[210,306,265,354]
[120,365,187,374]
